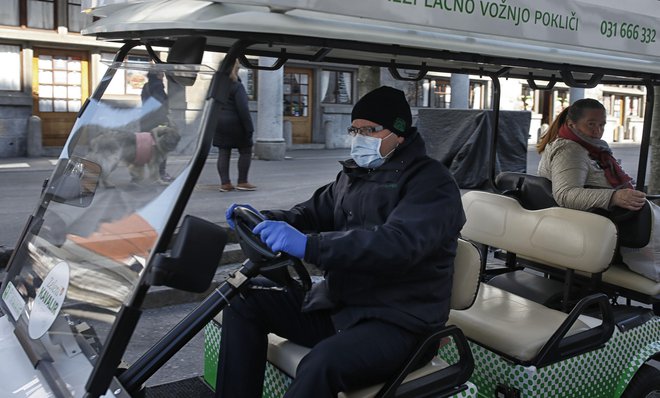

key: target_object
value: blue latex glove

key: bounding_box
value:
[253,220,307,259]
[225,203,261,230]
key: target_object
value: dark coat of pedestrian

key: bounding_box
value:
[214,60,256,192]
[140,70,169,131]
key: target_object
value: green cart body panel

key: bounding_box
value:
[437,316,660,398]
[204,319,479,398]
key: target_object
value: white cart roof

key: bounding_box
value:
[82,0,660,83]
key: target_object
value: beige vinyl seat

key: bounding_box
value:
[453,191,617,366]
[494,172,660,305]
[600,264,660,297]
[265,238,482,398]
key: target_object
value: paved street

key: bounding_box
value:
[0,143,645,251]
[0,149,349,250]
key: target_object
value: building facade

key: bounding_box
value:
[0,1,647,158]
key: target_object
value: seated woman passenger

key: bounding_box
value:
[537,98,659,282]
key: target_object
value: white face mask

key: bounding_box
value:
[350,133,395,169]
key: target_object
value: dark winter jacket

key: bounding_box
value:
[140,71,169,132]
[213,79,254,149]
[264,131,465,334]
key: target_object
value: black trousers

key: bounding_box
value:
[217,146,252,185]
[215,278,428,398]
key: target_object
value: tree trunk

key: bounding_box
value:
[357,66,381,100]
[648,86,660,194]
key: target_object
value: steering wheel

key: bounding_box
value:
[232,206,312,291]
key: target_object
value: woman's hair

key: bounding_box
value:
[536,98,606,153]
[229,59,240,82]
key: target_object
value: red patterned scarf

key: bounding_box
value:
[558,124,633,189]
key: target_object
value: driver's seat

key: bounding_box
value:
[266,238,481,397]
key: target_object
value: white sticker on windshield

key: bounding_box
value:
[2,281,26,321]
[28,261,70,340]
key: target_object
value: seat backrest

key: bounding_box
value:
[496,172,653,249]
[451,238,482,310]
[495,172,558,210]
[461,191,617,274]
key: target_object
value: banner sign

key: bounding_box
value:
[230,0,659,58]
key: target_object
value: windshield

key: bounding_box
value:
[0,60,214,396]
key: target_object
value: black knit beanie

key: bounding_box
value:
[351,86,412,137]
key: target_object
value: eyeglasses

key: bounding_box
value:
[347,125,385,137]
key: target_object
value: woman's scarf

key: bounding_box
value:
[558,124,634,189]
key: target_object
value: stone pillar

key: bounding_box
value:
[27,116,42,157]
[569,87,585,104]
[254,57,285,160]
[450,74,470,109]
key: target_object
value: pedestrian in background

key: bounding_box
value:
[214,60,256,192]
[141,69,173,182]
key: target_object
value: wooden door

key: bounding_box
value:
[33,48,89,147]
[283,67,313,144]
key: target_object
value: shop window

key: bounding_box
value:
[469,81,486,109]
[68,0,93,32]
[628,96,642,117]
[28,0,55,29]
[520,85,535,111]
[321,70,353,104]
[2,1,92,30]
[0,1,20,26]
[604,93,643,119]
[238,66,257,101]
[100,53,151,95]
[412,78,451,108]
[37,53,83,112]
[283,71,310,117]
[553,89,569,118]
[0,45,21,91]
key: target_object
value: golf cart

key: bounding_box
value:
[1,0,659,397]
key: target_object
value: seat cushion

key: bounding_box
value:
[267,334,450,398]
[267,334,309,378]
[601,264,660,296]
[448,284,589,362]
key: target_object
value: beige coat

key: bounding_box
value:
[538,138,615,210]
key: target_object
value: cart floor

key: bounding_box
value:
[145,376,214,398]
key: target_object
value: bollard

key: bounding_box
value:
[27,115,43,158]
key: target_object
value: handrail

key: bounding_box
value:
[560,70,603,89]
[534,293,614,367]
[388,60,429,81]
[239,51,288,70]
[375,325,474,398]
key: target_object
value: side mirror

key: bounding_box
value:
[146,215,227,293]
[48,157,101,208]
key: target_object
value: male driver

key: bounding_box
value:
[216,86,465,397]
